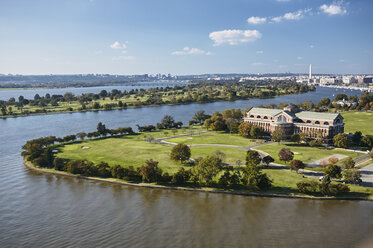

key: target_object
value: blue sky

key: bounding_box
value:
[0,0,372,75]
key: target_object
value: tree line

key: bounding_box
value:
[1,81,315,117]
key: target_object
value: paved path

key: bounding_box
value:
[359,162,373,187]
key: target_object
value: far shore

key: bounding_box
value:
[24,160,373,202]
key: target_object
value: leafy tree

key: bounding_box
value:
[192,110,210,124]
[272,127,286,142]
[218,167,242,188]
[334,93,348,101]
[291,133,300,143]
[97,162,111,177]
[246,150,261,167]
[53,157,66,171]
[110,164,126,179]
[170,143,191,163]
[371,148,373,159]
[250,126,264,139]
[361,136,373,148]
[97,122,108,136]
[262,155,274,166]
[171,168,191,185]
[328,156,339,165]
[342,157,355,169]
[138,159,163,183]
[297,181,319,194]
[77,132,87,140]
[238,122,252,138]
[192,154,222,186]
[158,115,175,129]
[278,148,293,164]
[325,164,342,179]
[290,159,305,172]
[343,169,361,182]
[333,133,350,148]
[203,111,227,131]
[351,131,362,146]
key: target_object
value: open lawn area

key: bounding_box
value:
[254,142,363,166]
[342,111,373,135]
[167,132,262,147]
[56,134,248,173]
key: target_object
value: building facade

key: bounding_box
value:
[243,106,344,140]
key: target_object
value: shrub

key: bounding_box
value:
[343,169,362,182]
[297,181,319,193]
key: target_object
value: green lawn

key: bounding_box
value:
[255,142,363,166]
[342,111,373,135]
[56,134,248,173]
[167,132,261,147]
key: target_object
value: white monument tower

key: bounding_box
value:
[308,64,312,84]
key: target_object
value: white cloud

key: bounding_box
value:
[209,29,262,46]
[271,8,311,22]
[297,56,303,60]
[247,16,267,24]
[309,44,315,48]
[110,41,127,49]
[112,55,135,61]
[320,3,347,15]
[172,47,212,55]
[256,50,264,54]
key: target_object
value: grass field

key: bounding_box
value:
[167,132,261,147]
[254,142,363,166]
[341,111,373,135]
[56,134,248,173]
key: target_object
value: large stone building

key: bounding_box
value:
[243,105,344,140]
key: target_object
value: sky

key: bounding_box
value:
[0,0,372,75]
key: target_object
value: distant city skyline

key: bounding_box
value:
[0,0,372,75]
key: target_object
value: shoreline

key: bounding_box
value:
[23,160,373,202]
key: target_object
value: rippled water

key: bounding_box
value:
[1,86,372,248]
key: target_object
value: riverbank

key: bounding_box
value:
[23,160,373,201]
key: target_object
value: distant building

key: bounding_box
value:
[333,99,357,107]
[244,105,344,140]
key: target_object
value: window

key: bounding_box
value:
[250,115,254,118]
[324,122,329,125]
[315,121,320,124]
[306,120,311,123]
[277,115,287,122]
[264,116,268,119]
[257,115,261,118]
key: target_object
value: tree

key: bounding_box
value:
[192,110,210,124]
[371,148,373,159]
[97,162,111,177]
[170,143,191,163]
[238,122,252,138]
[97,122,108,136]
[262,155,274,166]
[328,156,339,165]
[272,127,286,143]
[342,157,355,169]
[246,150,261,167]
[192,154,222,186]
[333,133,350,148]
[138,159,163,183]
[171,168,191,185]
[343,169,362,182]
[325,164,342,179]
[351,131,362,146]
[77,132,87,140]
[250,126,264,139]
[290,159,305,172]
[291,133,300,143]
[158,115,175,129]
[278,148,293,164]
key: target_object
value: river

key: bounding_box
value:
[1,86,372,248]
[0,80,188,101]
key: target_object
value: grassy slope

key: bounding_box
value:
[255,142,363,165]
[167,132,261,147]
[341,111,373,135]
